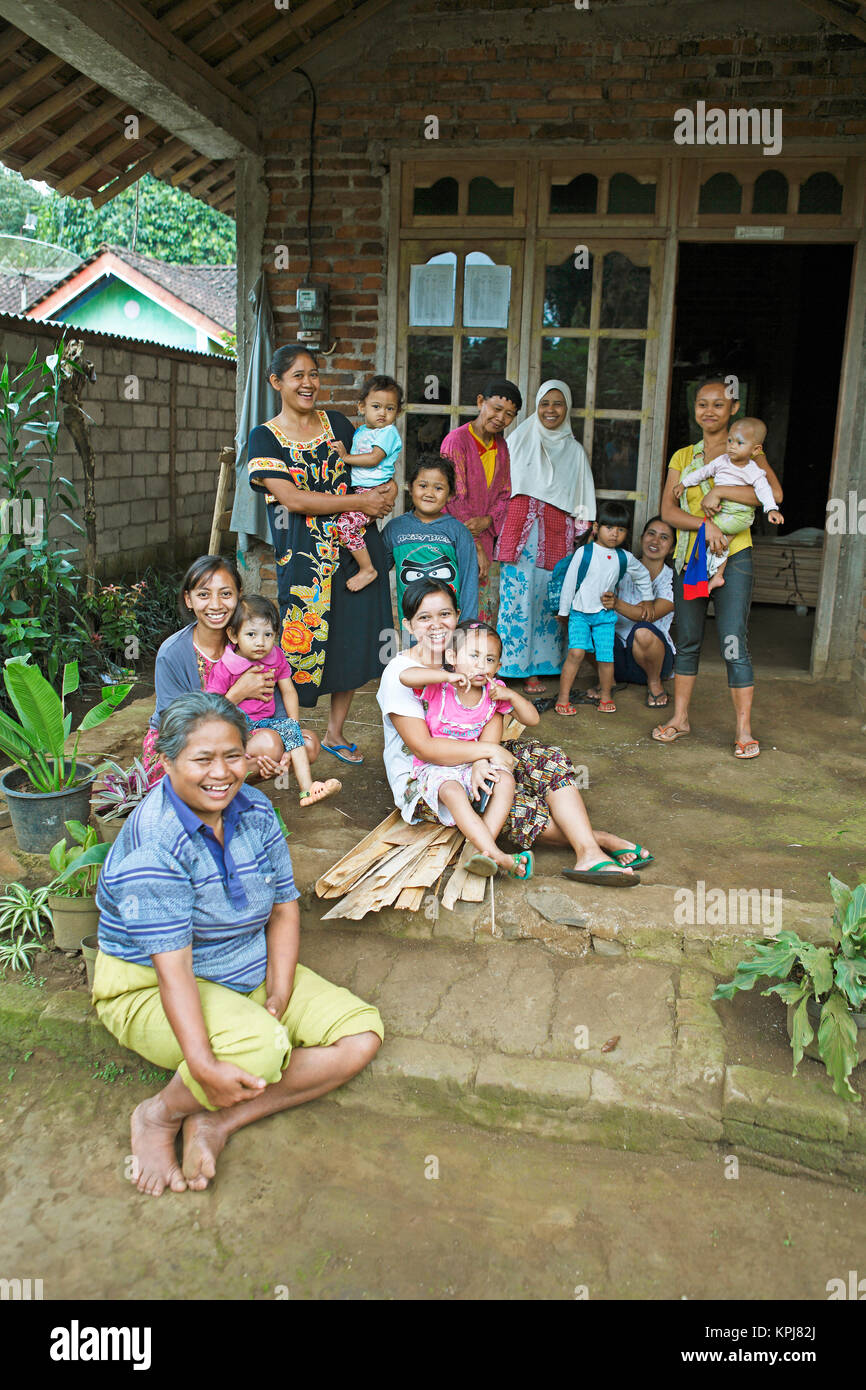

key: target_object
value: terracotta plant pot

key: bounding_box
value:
[786,997,866,1067]
[1,762,97,855]
[48,893,99,952]
[80,933,99,990]
[94,811,128,844]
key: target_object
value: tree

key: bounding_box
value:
[0,164,45,236]
[35,173,235,264]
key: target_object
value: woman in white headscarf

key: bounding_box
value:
[496,380,596,691]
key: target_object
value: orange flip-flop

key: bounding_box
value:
[555,702,579,716]
[652,724,690,743]
[734,739,760,759]
[598,701,616,713]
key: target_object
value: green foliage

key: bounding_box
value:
[712,874,866,1102]
[0,656,131,791]
[0,880,52,972]
[35,173,235,265]
[48,819,109,897]
[0,165,44,237]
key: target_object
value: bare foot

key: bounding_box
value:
[708,573,725,592]
[299,777,342,807]
[182,1112,228,1191]
[346,566,378,593]
[129,1097,187,1197]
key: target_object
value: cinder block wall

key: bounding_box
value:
[0,317,236,579]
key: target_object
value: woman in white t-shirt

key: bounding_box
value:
[585,517,676,710]
[377,578,653,883]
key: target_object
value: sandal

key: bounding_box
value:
[465,853,499,878]
[609,844,654,869]
[507,851,534,881]
[524,677,546,694]
[555,702,579,716]
[597,701,616,714]
[734,739,760,760]
[561,860,640,887]
[646,689,669,708]
[652,724,689,743]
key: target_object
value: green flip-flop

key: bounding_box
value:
[609,844,655,870]
[465,853,499,878]
[507,850,534,881]
[562,860,641,887]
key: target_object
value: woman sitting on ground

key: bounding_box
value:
[376,577,652,884]
[583,516,676,710]
[94,692,383,1197]
[142,554,320,785]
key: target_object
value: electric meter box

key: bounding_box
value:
[295,284,329,348]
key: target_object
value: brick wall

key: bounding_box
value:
[0,316,236,578]
[262,14,866,407]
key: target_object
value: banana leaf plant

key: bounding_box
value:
[0,656,132,792]
[713,874,866,1102]
[48,820,110,899]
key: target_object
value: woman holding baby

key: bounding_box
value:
[652,376,783,759]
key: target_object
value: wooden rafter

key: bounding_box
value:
[54,118,160,195]
[0,52,65,110]
[156,0,220,31]
[0,25,28,62]
[113,0,257,114]
[188,0,271,54]
[246,0,392,95]
[19,95,126,178]
[0,73,96,153]
[170,152,211,184]
[188,160,233,197]
[796,0,866,41]
[90,135,187,208]
[216,0,345,77]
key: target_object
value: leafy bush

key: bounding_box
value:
[0,882,51,972]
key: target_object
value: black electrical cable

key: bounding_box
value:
[295,67,316,280]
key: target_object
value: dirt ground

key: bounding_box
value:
[2,1059,864,1301]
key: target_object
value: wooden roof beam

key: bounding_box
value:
[0,51,64,110]
[90,135,187,208]
[796,0,866,41]
[0,72,96,153]
[246,0,393,95]
[19,95,126,178]
[54,117,160,196]
[216,0,344,77]
[0,0,261,158]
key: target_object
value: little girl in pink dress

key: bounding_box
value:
[399,620,539,879]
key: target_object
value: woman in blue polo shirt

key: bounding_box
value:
[93,692,383,1198]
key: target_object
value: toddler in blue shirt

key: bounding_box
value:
[334,374,403,592]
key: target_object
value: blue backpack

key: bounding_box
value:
[547,542,627,612]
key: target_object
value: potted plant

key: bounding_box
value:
[0,881,52,972]
[92,757,150,843]
[713,874,866,1102]
[0,657,131,853]
[47,819,110,951]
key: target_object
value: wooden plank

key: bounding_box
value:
[442,838,483,911]
[320,822,446,915]
[314,809,402,895]
[208,444,236,554]
[395,886,426,910]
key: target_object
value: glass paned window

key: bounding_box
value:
[549,173,598,215]
[467,177,514,216]
[407,336,452,405]
[409,253,456,326]
[540,338,588,406]
[413,177,459,216]
[798,172,843,214]
[596,339,646,409]
[591,420,640,491]
[698,173,742,214]
[600,252,651,329]
[543,254,594,328]
[607,173,656,215]
[463,253,511,328]
[752,170,788,215]
[404,413,450,473]
[461,337,508,405]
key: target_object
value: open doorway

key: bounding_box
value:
[668,242,853,672]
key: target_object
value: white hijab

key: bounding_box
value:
[507,379,596,520]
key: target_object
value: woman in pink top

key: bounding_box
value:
[441,379,522,624]
[207,595,341,808]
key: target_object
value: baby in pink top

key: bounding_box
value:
[398,620,540,880]
[207,594,341,808]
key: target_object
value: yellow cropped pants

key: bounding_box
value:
[92,950,384,1111]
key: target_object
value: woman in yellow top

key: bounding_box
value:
[652,377,783,759]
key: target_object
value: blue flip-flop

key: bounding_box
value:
[321,742,364,765]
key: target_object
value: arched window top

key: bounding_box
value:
[798,171,843,215]
[752,170,788,215]
[698,172,742,215]
[607,172,656,215]
[467,177,514,216]
[550,173,598,216]
[413,177,458,217]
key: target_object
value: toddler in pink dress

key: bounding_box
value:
[398,620,540,879]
